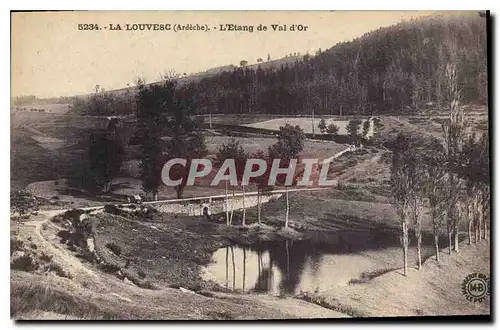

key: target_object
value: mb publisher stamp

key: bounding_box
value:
[462,272,490,302]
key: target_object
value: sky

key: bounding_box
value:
[11,10,445,98]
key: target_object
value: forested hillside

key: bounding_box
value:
[70,13,488,117]
[187,14,487,116]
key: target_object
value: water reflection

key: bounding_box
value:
[207,229,405,295]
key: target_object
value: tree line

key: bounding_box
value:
[187,14,486,116]
[390,60,489,275]
[70,14,486,118]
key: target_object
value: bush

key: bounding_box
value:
[45,262,72,279]
[99,263,121,274]
[104,204,120,215]
[137,269,146,279]
[57,230,72,242]
[64,208,85,219]
[337,181,347,190]
[105,242,122,256]
[11,239,24,254]
[11,255,38,272]
[39,252,53,262]
[11,190,39,218]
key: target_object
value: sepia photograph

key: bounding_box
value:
[10,10,491,321]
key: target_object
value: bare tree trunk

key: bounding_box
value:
[468,204,473,245]
[230,246,235,290]
[285,186,289,228]
[413,199,422,270]
[454,205,461,252]
[402,221,408,276]
[416,229,422,270]
[468,219,473,245]
[242,247,246,292]
[225,181,229,226]
[483,213,488,240]
[444,211,452,254]
[448,228,452,255]
[242,185,246,226]
[257,250,261,279]
[285,240,290,279]
[434,234,440,262]
[229,188,235,225]
[478,207,482,242]
[474,215,478,244]
[225,247,229,289]
[257,190,261,224]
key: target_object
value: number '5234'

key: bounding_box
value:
[78,24,100,30]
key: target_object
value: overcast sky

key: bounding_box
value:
[12,10,448,98]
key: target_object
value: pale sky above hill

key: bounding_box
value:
[12,11,466,98]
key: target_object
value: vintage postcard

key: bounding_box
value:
[10,10,490,320]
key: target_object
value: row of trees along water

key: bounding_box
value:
[390,61,489,276]
[70,14,486,117]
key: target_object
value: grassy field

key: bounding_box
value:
[205,136,346,158]
[245,117,373,136]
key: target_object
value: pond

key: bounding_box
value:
[203,228,423,296]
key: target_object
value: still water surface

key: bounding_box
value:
[204,229,409,295]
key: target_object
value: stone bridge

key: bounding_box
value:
[144,187,327,217]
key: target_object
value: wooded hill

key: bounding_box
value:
[71,13,488,117]
[186,13,487,116]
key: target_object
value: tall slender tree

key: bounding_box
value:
[269,124,305,228]
[391,133,412,276]
[421,138,447,262]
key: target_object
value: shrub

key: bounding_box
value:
[11,255,38,272]
[40,252,53,262]
[326,123,339,135]
[11,239,24,254]
[105,242,122,256]
[57,230,72,242]
[11,190,39,218]
[64,209,85,220]
[45,262,72,279]
[337,180,347,190]
[104,204,120,215]
[99,263,121,274]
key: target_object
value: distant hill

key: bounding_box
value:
[181,13,487,116]
[67,13,488,117]
[76,55,306,100]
